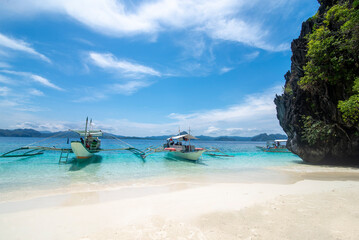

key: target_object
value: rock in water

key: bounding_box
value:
[274,0,359,164]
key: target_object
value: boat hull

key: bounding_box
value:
[71,142,94,159]
[167,150,205,161]
[256,146,290,153]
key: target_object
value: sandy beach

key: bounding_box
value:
[1,164,359,240]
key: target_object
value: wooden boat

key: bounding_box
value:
[70,118,102,160]
[256,139,290,153]
[163,133,205,161]
[0,118,146,162]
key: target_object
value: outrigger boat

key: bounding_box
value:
[70,118,102,159]
[0,118,146,162]
[143,131,233,161]
[256,139,290,153]
[163,133,205,161]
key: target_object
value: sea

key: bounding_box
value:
[0,137,302,200]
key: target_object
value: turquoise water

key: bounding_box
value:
[0,137,301,196]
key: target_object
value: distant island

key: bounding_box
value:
[0,129,286,142]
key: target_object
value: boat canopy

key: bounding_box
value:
[167,134,198,141]
[71,130,103,137]
[274,139,287,143]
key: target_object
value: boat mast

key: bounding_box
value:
[84,117,88,140]
[188,126,191,148]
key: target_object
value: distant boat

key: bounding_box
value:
[163,133,205,161]
[256,139,290,153]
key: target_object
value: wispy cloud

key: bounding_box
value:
[79,52,161,99]
[110,81,152,95]
[0,62,11,68]
[220,67,233,74]
[0,0,293,52]
[0,86,47,113]
[244,51,260,61]
[75,85,284,136]
[1,70,63,91]
[0,33,51,63]
[167,86,283,136]
[89,52,161,78]
[28,88,45,96]
[0,86,11,96]
[0,74,14,84]
[0,85,284,136]
[30,75,63,91]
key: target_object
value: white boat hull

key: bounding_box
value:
[71,142,94,159]
[167,150,205,161]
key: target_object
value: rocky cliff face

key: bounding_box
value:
[274,0,359,164]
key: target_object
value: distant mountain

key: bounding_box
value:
[0,128,286,141]
[0,129,42,137]
[251,133,287,141]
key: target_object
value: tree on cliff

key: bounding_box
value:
[300,1,359,126]
[274,0,359,163]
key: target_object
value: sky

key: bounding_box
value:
[0,0,319,137]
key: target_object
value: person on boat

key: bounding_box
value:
[80,138,84,144]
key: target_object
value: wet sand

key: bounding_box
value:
[1,164,359,240]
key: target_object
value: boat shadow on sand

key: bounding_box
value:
[68,155,103,171]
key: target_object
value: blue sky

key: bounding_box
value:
[0,0,318,137]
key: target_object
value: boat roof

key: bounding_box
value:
[274,139,287,142]
[71,130,103,137]
[167,134,198,141]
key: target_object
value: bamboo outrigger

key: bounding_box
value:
[0,118,146,163]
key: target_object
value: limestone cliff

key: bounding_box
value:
[274,0,359,164]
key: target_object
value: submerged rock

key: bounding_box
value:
[274,0,359,164]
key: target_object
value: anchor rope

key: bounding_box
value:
[26,131,69,147]
[110,135,134,148]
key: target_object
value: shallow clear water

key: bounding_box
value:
[0,137,301,195]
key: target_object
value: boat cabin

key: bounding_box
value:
[73,130,102,150]
[266,139,287,149]
[164,134,198,152]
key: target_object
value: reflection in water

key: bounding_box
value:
[69,155,103,171]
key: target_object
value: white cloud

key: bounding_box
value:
[110,81,152,95]
[205,126,220,134]
[0,74,14,84]
[13,121,71,132]
[76,85,284,136]
[0,62,11,68]
[0,86,11,96]
[167,85,283,136]
[0,0,292,52]
[0,33,51,63]
[0,84,284,136]
[28,88,45,96]
[244,51,260,61]
[1,70,63,91]
[89,52,161,78]
[0,99,18,107]
[220,67,233,74]
[30,75,63,91]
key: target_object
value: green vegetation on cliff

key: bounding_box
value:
[299,2,359,126]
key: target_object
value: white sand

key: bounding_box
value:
[1,167,359,240]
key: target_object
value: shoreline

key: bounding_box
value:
[1,164,359,239]
[1,163,359,204]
